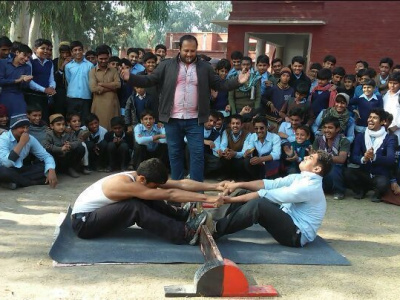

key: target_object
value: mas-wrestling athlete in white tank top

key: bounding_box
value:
[72,172,136,215]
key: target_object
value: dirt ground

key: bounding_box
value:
[1,171,400,300]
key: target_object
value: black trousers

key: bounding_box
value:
[86,140,108,169]
[220,157,245,180]
[133,143,169,170]
[107,141,130,170]
[344,167,390,197]
[216,197,302,247]
[53,145,85,172]
[71,199,187,244]
[66,97,92,124]
[0,161,46,187]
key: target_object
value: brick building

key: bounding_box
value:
[213,1,400,74]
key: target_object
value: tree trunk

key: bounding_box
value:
[9,1,31,44]
[51,29,60,59]
[28,11,42,49]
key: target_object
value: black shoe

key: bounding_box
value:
[82,166,92,175]
[67,167,80,178]
[370,195,382,203]
[333,193,345,200]
[353,190,366,200]
[184,211,207,245]
[1,182,17,190]
[105,166,113,173]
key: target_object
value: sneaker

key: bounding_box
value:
[184,211,207,245]
[1,182,17,190]
[67,167,80,178]
[179,202,194,222]
[333,193,345,200]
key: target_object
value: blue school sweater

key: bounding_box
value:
[349,94,383,127]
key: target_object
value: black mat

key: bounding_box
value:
[49,207,350,266]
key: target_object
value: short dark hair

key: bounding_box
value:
[26,103,42,114]
[230,50,243,60]
[209,110,219,120]
[34,38,52,48]
[70,41,83,50]
[137,158,168,184]
[296,124,310,137]
[96,44,112,55]
[140,109,156,120]
[241,56,252,64]
[288,107,304,119]
[85,113,99,126]
[109,56,121,64]
[58,44,71,53]
[344,74,356,82]
[385,112,394,124]
[96,46,110,57]
[370,108,387,122]
[137,47,145,54]
[216,58,231,71]
[0,36,12,48]
[66,112,81,123]
[16,43,32,55]
[85,50,96,57]
[393,64,400,70]
[230,114,243,124]
[271,58,282,65]
[323,55,336,64]
[388,72,400,83]
[127,47,140,56]
[296,82,310,96]
[256,54,270,65]
[252,115,269,127]
[11,41,22,53]
[379,57,394,68]
[322,116,340,129]
[310,62,322,71]
[110,116,125,128]
[362,78,376,87]
[356,60,369,69]
[315,150,333,177]
[179,35,198,48]
[142,52,157,63]
[332,66,346,77]
[120,58,132,67]
[317,68,332,80]
[291,56,305,65]
[216,111,224,120]
[155,44,167,52]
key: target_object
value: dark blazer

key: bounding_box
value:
[128,55,241,123]
[350,131,397,177]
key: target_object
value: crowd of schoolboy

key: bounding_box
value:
[0,34,400,203]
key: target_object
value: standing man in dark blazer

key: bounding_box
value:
[121,35,250,182]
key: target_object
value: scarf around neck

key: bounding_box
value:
[238,70,261,93]
[365,126,387,154]
[317,134,343,156]
[291,139,311,159]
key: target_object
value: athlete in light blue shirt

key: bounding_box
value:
[214,150,332,247]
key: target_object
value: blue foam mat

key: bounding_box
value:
[49,207,350,266]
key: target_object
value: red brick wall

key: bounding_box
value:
[228,1,400,74]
